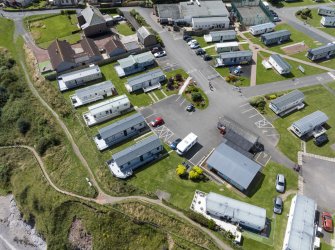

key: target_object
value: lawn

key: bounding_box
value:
[192,36,208,48]
[328,82,335,91]
[164,68,189,95]
[256,51,326,85]
[267,85,335,161]
[182,83,209,109]
[0,18,16,54]
[26,14,81,49]
[205,46,217,56]
[215,67,251,87]
[115,22,135,36]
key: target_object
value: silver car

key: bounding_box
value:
[273,196,283,214]
[276,174,285,193]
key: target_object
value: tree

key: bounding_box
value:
[191,92,203,102]
[175,73,183,82]
[192,166,203,175]
[17,118,31,135]
[167,77,174,90]
[189,170,200,180]
[176,164,187,177]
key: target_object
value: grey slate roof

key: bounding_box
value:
[207,143,261,190]
[270,90,304,111]
[75,80,114,100]
[308,43,335,55]
[80,6,106,28]
[283,195,317,250]
[292,110,328,134]
[99,113,146,140]
[156,4,181,20]
[118,51,154,69]
[179,1,229,18]
[127,69,165,87]
[261,30,291,40]
[219,50,253,59]
[249,22,275,32]
[112,135,162,166]
[192,16,230,24]
[58,65,101,82]
[319,6,335,11]
[209,30,236,38]
[270,54,292,71]
[88,94,129,115]
[206,192,266,230]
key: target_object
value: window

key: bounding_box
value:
[157,147,160,150]
[124,104,128,106]
[105,111,109,114]
[140,155,144,161]
[128,162,131,165]
[131,127,134,130]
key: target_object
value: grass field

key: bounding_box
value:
[115,22,135,36]
[215,67,251,87]
[205,46,217,56]
[192,36,208,48]
[26,14,81,49]
[164,68,189,95]
[256,51,325,85]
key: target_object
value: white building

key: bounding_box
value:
[249,22,275,36]
[204,30,236,43]
[83,95,131,127]
[192,17,230,30]
[321,16,335,26]
[70,81,116,108]
[268,54,292,75]
[318,6,335,17]
[269,90,305,116]
[215,42,240,53]
[125,69,166,93]
[57,65,102,92]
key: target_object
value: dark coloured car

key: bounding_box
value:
[185,37,193,42]
[151,47,162,54]
[196,48,205,55]
[314,134,329,146]
[273,196,283,214]
[183,35,191,41]
[186,104,195,112]
[203,54,212,61]
[169,138,182,150]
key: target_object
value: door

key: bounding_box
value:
[124,130,127,136]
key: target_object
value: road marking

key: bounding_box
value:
[242,108,254,113]
[249,113,259,118]
[180,99,186,106]
[266,133,280,137]
[147,92,156,103]
[176,95,183,102]
[144,113,158,119]
[151,91,160,102]
[264,155,272,166]
[327,72,335,80]
[0,234,17,250]
[239,103,249,107]
[160,89,168,97]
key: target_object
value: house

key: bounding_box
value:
[260,30,291,46]
[306,43,335,61]
[282,195,318,250]
[318,6,335,16]
[249,22,275,36]
[290,110,329,138]
[50,0,78,6]
[215,50,253,67]
[114,51,155,77]
[203,30,237,43]
[269,90,305,116]
[206,143,262,192]
[215,42,239,53]
[206,192,267,232]
[5,0,32,7]
[70,80,116,108]
[104,38,127,57]
[57,65,102,92]
[48,38,103,73]
[269,54,292,75]
[137,26,157,47]
[321,16,335,26]
[192,17,230,30]
[94,112,148,151]
[125,69,165,93]
[83,94,131,126]
[107,135,163,179]
[77,5,109,37]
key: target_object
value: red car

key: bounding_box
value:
[322,212,333,232]
[150,117,164,127]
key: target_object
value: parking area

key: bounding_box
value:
[155,55,180,72]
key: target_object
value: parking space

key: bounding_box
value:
[155,55,180,72]
[254,151,272,167]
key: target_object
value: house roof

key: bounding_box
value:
[308,43,335,55]
[209,30,236,38]
[127,69,165,87]
[215,41,239,48]
[261,30,291,40]
[192,16,230,25]
[270,90,304,111]
[179,1,229,18]
[207,143,261,190]
[292,110,329,134]
[156,4,181,20]
[105,38,126,54]
[48,39,75,69]
[99,112,146,140]
[137,26,152,40]
[88,94,130,116]
[283,195,317,250]
[112,135,162,166]
[319,6,335,11]
[249,22,275,32]
[270,54,292,71]
[58,65,101,82]
[206,192,266,230]
[80,5,106,29]
[80,37,101,58]
[322,16,335,21]
[117,51,154,69]
[75,80,114,100]
[219,50,253,59]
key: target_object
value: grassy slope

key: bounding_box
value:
[115,23,135,36]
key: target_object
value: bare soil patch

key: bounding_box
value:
[68,218,92,250]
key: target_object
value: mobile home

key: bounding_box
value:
[306,43,335,61]
[318,6,335,17]
[126,69,166,93]
[260,30,291,46]
[268,54,292,75]
[176,133,198,155]
[215,42,239,53]
[321,16,335,26]
[114,52,155,77]
[203,30,236,43]
[269,90,305,116]
[215,50,253,67]
[249,22,275,36]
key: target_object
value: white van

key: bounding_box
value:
[176,133,198,155]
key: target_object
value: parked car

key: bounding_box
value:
[187,40,197,45]
[113,15,125,22]
[186,103,195,112]
[273,16,281,22]
[151,47,162,54]
[203,54,212,61]
[185,37,193,42]
[183,35,191,41]
[150,117,164,127]
[270,10,278,16]
[322,212,333,232]
[169,138,182,150]
[273,196,283,214]
[190,43,200,49]
[196,48,205,55]
[314,134,329,146]
[276,174,285,193]
[154,51,167,58]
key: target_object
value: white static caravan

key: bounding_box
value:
[70,81,116,108]
[215,42,240,53]
[268,54,292,75]
[321,16,335,26]
[203,30,236,43]
[249,22,275,36]
[318,6,335,16]
[176,132,198,155]
[83,95,131,127]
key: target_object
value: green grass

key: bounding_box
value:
[115,23,135,36]
[192,36,208,48]
[0,18,16,54]
[256,51,325,85]
[183,84,209,109]
[163,68,189,95]
[205,46,217,56]
[321,240,333,250]
[215,67,251,87]
[26,14,81,48]
[328,82,335,91]
[240,42,250,50]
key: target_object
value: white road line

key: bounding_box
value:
[144,113,158,119]
[264,155,272,166]
[239,103,249,107]
[176,95,183,101]
[189,151,201,162]
[0,234,17,250]
[160,89,168,97]
[249,113,260,118]
[180,99,186,106]
[328,72,335,80]
[242,108,254,113]
[266,133,280,137]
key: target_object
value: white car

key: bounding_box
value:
[190,43,200,49]
[187,39,197,45]
[276,174,285,193]
[154,51,166,58]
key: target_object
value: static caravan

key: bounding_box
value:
[215,42,240,53]
[125,69,166,93]
[192,17,230,30]
[83,95,131,127]
[70,80,116,108]
[57,65,102,92]
[176,133,198,155]
[216,50,253,67]
[114,52,155,77]
[268,54,292,75]
[249,22,275,36]
[203,30,237,43]
[321,16,335,27]
[269,90,305,116]
[260,30,291,46]
[318,6,335,17]
[306,43,335,61]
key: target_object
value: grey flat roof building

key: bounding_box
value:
[292,110,328,137]
[127,69,165,88]
[179,1,229,18]
[261,30,291,40]
[207,143,261,190]
[283,195,317,250]
[75,80,114,100]
[219,50,253,59]
[210,30,236,37]
[270,90,304,114]
[206,192,266,231]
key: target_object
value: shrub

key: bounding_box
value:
[301,14,307,20]
[17,118,31,135]
[269,94,277,100]
[0,164,12,190]
[249,96,265,108]
[176,164,187,177]
[189,170,200,180]
[192,166,203,175]
[36,136,60,156]
[296,10,302,15]
[191,92,203,102]
[175,73,183,82]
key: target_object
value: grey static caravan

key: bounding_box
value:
[249,22,275,36]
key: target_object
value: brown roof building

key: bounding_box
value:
[105,38,127,57]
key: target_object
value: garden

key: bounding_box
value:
[183,82,209,109]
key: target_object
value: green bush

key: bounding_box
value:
[176,164,187,177]
[36,136,60,156]
[296,10,302,15]
[249,96,265,108]
[191,92,203,102]
[17,118,31,135]
[0,164,12,191]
